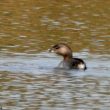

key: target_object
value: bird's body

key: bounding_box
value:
[58,58,86,70]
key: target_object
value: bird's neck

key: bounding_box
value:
[62,55,73,69]
[63,55,73,61]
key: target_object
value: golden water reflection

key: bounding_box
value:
[0,0,110,54]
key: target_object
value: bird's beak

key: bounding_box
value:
[48,47,55,53]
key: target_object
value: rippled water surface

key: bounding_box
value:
[0,0,110,110]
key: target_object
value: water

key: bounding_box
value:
[0,0,110,110]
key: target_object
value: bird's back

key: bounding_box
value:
[72,58,87,70]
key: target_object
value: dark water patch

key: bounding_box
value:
[0,71,110,110]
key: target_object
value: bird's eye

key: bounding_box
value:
[55,46,60,49]
[53,45,60,49]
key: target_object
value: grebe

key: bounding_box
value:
[49,43,87,70]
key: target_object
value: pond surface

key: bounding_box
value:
[0,0,110,110]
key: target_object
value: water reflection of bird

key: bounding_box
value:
[49,43,87,70]
[0,105,2,110]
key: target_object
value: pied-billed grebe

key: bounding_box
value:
[49,43,87,70]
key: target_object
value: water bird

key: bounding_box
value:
[49,43,87,70]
